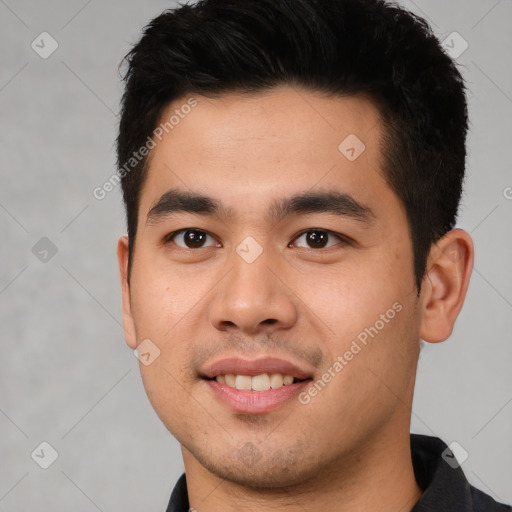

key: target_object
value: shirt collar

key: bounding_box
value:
[410,433,474,511]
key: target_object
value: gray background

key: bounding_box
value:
[1,0,511,510]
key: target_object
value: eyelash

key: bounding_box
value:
[163,228,351,251]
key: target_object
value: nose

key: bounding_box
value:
[208,247,298,335]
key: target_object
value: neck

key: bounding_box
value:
[182,425,422,512]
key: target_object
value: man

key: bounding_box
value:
[115,0,511,510]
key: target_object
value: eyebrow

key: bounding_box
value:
[146,188,375,226]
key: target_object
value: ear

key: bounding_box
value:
[419,229,474,343]
[117,236,137,349]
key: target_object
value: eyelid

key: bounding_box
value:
[162,228,352,250]
[290,229,351,249]
[163,228,220,248]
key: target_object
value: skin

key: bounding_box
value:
[117,85,474,511]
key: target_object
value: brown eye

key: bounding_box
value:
[292,230,344,249]
[169,229,218,249]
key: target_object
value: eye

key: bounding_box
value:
[166,229,219,249]
[290,229,346,249]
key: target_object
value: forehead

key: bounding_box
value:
[139,86,398,222]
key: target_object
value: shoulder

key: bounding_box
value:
[470,485,512,512]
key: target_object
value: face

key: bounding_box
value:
[119,86,423,488]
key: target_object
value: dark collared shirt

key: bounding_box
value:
[165,434,511,511]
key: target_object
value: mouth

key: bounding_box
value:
[199,357,314,413]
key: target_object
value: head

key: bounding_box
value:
[116,0,473,489]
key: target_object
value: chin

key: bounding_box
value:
[190,440,323,490]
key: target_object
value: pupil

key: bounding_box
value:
[307,231,327,248]
[185,230,206,248]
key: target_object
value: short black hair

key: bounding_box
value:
[117,0,468,291]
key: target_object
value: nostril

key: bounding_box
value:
[263,318,277,325]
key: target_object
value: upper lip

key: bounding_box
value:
[200,356,314,380]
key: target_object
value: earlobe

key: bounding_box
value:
[117,236,138,349]
[419,229,474,343]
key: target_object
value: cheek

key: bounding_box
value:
[130,259,197,338]
[296,256,417,400]
[129,259,209,385]
[132,283,171,338]
[296,266,401,344]
[138,360,193,442]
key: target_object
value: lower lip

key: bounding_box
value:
[204,379,311,414]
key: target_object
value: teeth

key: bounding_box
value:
[269,373,284,389]
[283,375,294,385]
[252,374,270,391]
[235,375,252,390]
[215,373,298,391]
